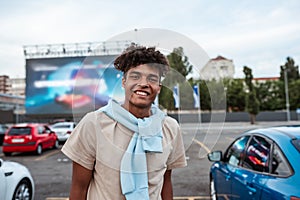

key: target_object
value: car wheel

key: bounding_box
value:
[53,140,59,149]
[36,144,42,155]
[12,178,33,200]
[4,152,12,156]
[210,176,218,200]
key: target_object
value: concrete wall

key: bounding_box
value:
[0,110,14,123]
[168,111,299,123]
[1,110,299,124]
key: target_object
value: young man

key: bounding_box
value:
[62,45,187,200]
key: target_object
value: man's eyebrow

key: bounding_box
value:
[128,71,159,77]
[148,74,159,78]
[128,71,141,75]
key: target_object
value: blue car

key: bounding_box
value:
[207,125,300,200]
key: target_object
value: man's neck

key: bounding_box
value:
[122,103,152,118]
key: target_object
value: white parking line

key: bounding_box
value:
[35,149,61,161]
[193,139,211,154]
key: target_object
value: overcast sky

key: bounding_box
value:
[1,0,299,78]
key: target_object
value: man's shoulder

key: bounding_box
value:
[163,116,180,129]
[77,109,113,126]
[164,115,178,124]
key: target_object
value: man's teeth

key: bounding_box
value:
[135,91,148,96]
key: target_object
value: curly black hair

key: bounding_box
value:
[114,44,170,77]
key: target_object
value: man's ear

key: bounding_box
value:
[157,84,162,94]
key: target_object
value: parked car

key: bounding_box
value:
[0,124,9,146]
[50,122,76,143]
[0,158,35,200]
[208,125,300,200]
[2,123,59,156]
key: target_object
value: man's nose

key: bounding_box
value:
[139,76,149,86]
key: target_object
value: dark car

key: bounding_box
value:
[208,126,300,200]
[0,124,9,146]
[2,123,59,156]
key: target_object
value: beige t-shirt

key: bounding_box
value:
[62,110,187,200]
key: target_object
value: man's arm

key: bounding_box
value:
[161,169,173,200]
[69,161,93,200]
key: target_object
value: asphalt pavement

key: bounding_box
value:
[1,120,299,200]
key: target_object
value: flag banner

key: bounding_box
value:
[193,84,200,108]
[173,85,180,108]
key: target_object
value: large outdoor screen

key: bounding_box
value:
[25,55,124,116]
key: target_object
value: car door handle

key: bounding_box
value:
[246,182,257,195]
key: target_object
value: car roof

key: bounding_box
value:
[52,122,75,125]
[12,123,47,128]
[247,125,300,139]
[244,125,300,142]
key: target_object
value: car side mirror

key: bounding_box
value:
[207,151,222,162]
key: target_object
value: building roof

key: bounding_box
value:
[253,77,280,81]
[210,55,232,61]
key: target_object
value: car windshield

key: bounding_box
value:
[292,139,300,153]
[8,127,31,135]
[52,124,71,129]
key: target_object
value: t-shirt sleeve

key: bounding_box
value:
[61,112,97,170]
[164,117,187,170]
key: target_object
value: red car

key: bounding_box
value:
[2,123,59,156]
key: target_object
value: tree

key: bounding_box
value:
[255,80,283,111]
[163,47,193,86]
[179,79,194,110]
[279,57,300,112]
[279,57,300,82]
[288,79,300,110]
[198,80,211,111]
[224,78,246,112]
[243,66,260,124]
[205,79,227,110]
[159,47,193,110]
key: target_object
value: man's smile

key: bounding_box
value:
[134,90,150,96]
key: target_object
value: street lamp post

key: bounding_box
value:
[284,69,290,121]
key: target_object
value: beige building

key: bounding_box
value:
[0,75,25,117]
[0,75,10,94]
[200,55,235,80]
[7,78,26,97]
[0,75,25,97]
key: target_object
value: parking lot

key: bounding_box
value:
[1,121,298,200]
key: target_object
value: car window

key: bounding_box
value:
[271,143,292,177]
[242,136,270,173]
[44,126,52,134]
[37,125,52,134]
[8,127,31,135]
[224,136,250,167]
[291,139,300,153]
[37,126,42,134]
